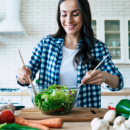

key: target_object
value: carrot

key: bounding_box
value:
[15,117,50,130]
[29,118,63,128]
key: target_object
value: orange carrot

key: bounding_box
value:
[29,118,63,128]
[15,117,50,130]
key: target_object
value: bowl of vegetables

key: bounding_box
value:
[28,84,79,115]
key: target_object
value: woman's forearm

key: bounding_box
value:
[104,71,120,89]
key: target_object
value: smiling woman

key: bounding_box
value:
[60,1,83,38]
[16,0,124,108]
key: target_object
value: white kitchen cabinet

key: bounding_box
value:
[126,96,130,100]
[125,17,130,63]
[101,96,126,108]
[22,96,34,108]
[101,16,125,63]
[92,16,101,40]
[92,16,130,64]
[0,96,22,106]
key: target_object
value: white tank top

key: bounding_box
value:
[59,45,78,87]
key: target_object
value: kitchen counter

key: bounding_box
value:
[1,88,130,96]
[14,108,113,130]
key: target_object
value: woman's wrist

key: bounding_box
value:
[104,72,119,89]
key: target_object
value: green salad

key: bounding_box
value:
[34,84,77,114]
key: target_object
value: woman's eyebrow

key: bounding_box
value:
[61,9,79,13]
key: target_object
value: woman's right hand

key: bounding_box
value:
[17,66,32,85]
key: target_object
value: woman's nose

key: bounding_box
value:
[66,15,73,23]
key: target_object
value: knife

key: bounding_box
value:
[15,106,25,110]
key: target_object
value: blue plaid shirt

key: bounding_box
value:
[19,35,124,108]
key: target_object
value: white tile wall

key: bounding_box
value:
[0,0,130,88]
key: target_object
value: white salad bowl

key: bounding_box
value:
[28,84,79,115]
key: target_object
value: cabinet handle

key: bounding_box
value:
[109,102,114,104]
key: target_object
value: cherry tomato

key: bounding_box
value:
[57,106,64,111]
[46,110,55,114]
[56,86,60,89]
[0,109,15,124]
[108,106,116,111]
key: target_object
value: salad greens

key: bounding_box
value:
[34,84,77,114]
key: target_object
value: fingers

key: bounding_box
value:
[85,72,103,84]
[17,66,31,85]
[85,76,103,85]
[81,70,103,85]
[81,70,92,84]
[81,70,97,84]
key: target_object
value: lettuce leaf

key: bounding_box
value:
[34,84,77,113]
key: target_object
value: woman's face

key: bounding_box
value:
[60,0,83,36]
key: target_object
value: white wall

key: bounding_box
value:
[0,0,130,88]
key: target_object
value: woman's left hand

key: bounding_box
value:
[81,70,107,85]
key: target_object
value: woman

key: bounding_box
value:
[17,0,124,108]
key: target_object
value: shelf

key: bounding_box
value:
[107,46,120,49]
[105,31,120,34]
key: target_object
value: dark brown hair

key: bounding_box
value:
[50,0,99,69]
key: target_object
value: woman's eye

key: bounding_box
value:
[62,15,67,17]
[61,14,79,17]
[73,14,79,16]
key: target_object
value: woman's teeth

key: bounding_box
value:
[68,26,74,27]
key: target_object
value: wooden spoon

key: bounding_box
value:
[18,49,37,96]
[78,54,109,88]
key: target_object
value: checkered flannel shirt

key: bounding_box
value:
[18,35,124,108]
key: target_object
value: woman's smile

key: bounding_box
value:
[65,24,77,29]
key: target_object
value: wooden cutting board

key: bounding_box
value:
[18,107,105,122]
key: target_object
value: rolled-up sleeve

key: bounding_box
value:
[26,39,44,80]
[101,60,124,91]
[17,40,43,86]
[92,41,124,91]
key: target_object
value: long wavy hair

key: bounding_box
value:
[50,0,99,69]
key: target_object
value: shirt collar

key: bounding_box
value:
[77,39,83,49]
[60,36,83,49]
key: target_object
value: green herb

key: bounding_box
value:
[0,123,7,130]
[0,123,40,130]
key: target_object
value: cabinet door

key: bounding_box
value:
[101,96,126,108]
[101,16,125,63]
[125,17,130,63]
[126,96,130,100]
[92,16,101,40]
[22,96,34,108]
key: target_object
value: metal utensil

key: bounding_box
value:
[78,54,109,88]
[18,49,37,96]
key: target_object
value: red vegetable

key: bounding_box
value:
[46,110,55,113]
[57,106,63,111]
[108,106,116,111]
[0,109,15,123]
[56,86,60,89]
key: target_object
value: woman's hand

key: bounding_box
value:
[81,70,107,85]
[17,66,32,85]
